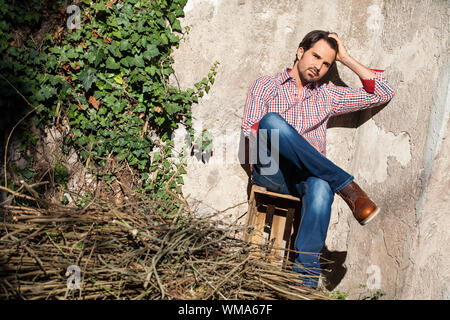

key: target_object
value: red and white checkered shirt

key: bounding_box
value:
[242,68,395,156]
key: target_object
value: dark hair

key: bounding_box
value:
[294,30,338,64]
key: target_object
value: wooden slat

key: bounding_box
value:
[283,207,295,244]
[243,189,254,242]
[246,187,257,226]
[264,204,275,242]
[253,185,301,202]
[282,207,295,269]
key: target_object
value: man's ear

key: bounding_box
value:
[297,47,305,60]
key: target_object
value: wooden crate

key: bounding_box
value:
[244,185,302,268]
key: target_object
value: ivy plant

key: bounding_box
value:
[0,0,218,207]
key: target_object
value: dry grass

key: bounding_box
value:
[0,186,330,300]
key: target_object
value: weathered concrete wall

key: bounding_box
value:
[172,0,449,299]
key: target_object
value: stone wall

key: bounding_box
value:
[172,0,449,299]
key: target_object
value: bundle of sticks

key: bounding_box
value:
[0,193,329,300]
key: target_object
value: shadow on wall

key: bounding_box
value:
[320,245,347,291]
[323,63,389,129]
[237,64,390,289]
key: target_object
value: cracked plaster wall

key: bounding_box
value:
[172,0,449,299]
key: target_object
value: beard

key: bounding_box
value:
[296,62,319,84]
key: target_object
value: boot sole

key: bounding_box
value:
[360,207,381,225]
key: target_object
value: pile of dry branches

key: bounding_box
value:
[0,188,329,300]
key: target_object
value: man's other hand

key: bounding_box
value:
[328,33,349,63]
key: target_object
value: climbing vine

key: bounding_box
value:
[0,0,218,206]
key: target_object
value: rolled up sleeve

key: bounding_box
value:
[328,69,395,116]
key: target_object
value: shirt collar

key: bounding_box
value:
[280,68,293,85]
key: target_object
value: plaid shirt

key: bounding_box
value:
[242,68,395,156]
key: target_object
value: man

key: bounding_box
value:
[241,30,395,288]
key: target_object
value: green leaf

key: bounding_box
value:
[35,85,56,101]
[176,176,184,184]
[138,160,148,170]
[174,8,185,18]
[79,68,98,91]
[165,103,181,115]
[163,67,173,76]
[108,43,122,58]
[66,48,78,59]
[160,33,169,45]
[134,55,145,68]
[7,46,19,57]
[167,12,176,25]
[93,3,107,10]
[167,33,179,44]
[153,152,161,163]
[118,151,128,161]
[120,39,131,51]
[106,57,120,70]
[155,117,165,126]
[172,19,182,32]
[114,74,124,85]
[128,156,138,166]
[163,160,171,170]
[87,48,105,67]
[143,45,160,60]
[120,55,134,67]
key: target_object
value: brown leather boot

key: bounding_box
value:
[338,181,380,225]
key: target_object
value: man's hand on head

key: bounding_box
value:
[328,33,349,63]
[328,32,376,80]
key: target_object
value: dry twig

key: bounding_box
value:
[0,185,329,300]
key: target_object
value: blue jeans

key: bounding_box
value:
[252,113,354,288]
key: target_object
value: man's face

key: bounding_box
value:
[296,39,336,83]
